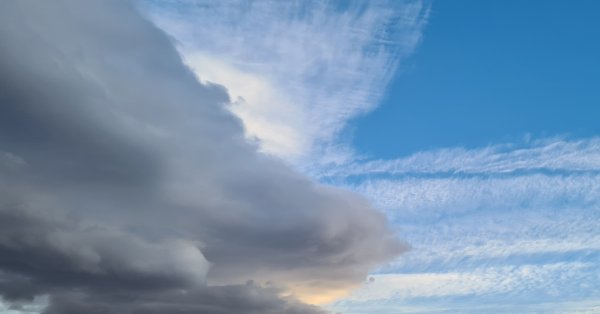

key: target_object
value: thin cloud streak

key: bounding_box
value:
[331,262,600,313]
[318,137,600,179]
[339,262,595,301]
[354,173,600,219]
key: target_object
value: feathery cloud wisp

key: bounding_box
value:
[323,137,600,312]
[143,0,430,162]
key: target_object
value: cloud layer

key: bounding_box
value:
[322,137,600,313]
[0,0,405,312]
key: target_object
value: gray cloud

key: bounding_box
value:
[0,0,405,312]
[42,284,325,314]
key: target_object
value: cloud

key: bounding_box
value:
[340,262,594,301]
[354,173,600,219]
[381,206,600,272]
[320,137,600,312]
[142,0,430,162]
[314,137,600,220]
[331,262,600,313]
[318,136,600,179]
[0,0,404,312]
[41,284,325,314]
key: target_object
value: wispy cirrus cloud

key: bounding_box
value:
[315,138,600,222]
[321,137,600,312]
[354,173,600,219]
[339,262,596,301]
[142,0,430,162]
[318,136,600,179]
[383,207,600,272]
[331,262,600,313]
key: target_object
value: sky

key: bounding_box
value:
[0,1,599,314]
[353,0,600,158]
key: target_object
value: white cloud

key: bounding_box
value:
[329,262,600,314]
[354,173,600,219]
[333,137,600,271]
[305,137,600,221]
[339,262,593,302]
[142,0,429,162]
[383,207,600,272]
[323,137,600,310]
[319,136,600,178]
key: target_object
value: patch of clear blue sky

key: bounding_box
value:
[351,0,600,159]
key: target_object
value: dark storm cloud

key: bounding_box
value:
[42,284,325,314]
[0,0,405,312]
[0,206,209,296]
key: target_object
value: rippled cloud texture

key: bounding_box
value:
[328,138,600,313]
[0,1,405,312]
[143,0,429,163]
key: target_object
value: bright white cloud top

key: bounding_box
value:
[143,0,429,162]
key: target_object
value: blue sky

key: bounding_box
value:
[140,0,600,313]
[3,1,596,314]
[353,0,600,158]
[333,1,600,312]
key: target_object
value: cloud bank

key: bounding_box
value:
[0,0,405,312]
